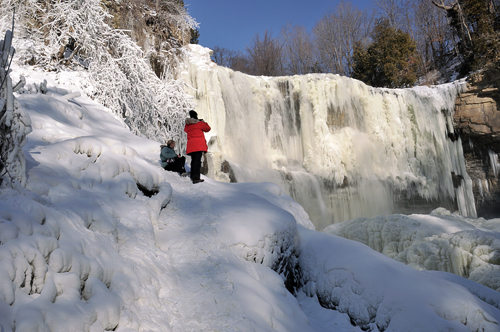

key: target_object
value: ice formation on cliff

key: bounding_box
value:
[181,45,476,229]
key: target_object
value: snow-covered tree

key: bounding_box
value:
[0,27,31,187]
[0,0,197,146]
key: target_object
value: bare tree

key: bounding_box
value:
[229,52,251,73]
[210,46,252,73]
[245,30,284,76]
[280,23,315,75]
[413,0,455,74]
[374,0,402,28]
[431,0,500,73]
[312,1,372,76]
[373,0,456,80]
[211,46,237,67]
[374,0,419,39]
[431,1,472,48]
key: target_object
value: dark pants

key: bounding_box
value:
[188,151,203,181]
[164,156,186,174]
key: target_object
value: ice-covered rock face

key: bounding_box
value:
[323,211,500,291]
[182,45,476,229]
[455,69,500,218]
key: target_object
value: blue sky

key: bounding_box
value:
[185,0,375,52]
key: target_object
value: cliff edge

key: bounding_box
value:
[455,68,500,217]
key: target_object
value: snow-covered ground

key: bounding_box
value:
[2,66,500,332]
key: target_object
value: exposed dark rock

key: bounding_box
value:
[454,68,500,217]
[393,191,458,215]
[201,153,209,176]
[327,105,348,130]
[272,249,302,296]
[136,183,159,197]
[322,176,350,191]
[104,0,190,79]
[451,172,464,188]
[220,160,237,183]
[455,69,500,150]
[340,176,349,189]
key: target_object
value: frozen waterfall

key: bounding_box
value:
[182,45,477,230]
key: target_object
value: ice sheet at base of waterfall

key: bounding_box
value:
[182,44,476,229]
[324,210,500,292]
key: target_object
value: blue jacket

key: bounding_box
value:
[160,146,177,168]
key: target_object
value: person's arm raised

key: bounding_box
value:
[201,121,211,132]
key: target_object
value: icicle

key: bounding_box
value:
[477,179,483,198]
[488,149,500,177]
[469,138,474,151]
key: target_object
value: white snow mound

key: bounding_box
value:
[324,211,500,291]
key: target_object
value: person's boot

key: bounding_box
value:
[192,179,204,184]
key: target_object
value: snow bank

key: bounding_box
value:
[0,188,123,332]
[324,211,500,291]
[153,178,317,332]
[0,70,177,331]
[0,67,319,332]
[298,226,500,331]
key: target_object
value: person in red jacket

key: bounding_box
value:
[184,110,211,184]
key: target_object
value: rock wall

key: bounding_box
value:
[454,68,500,218]
[105,0,191,78]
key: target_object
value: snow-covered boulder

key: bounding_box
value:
[324,212,500,291]
[298,226,500,331]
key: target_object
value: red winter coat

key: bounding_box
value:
[184,119,211,154]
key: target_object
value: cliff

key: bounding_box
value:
[104,0,192,78]
[454,68,500,217]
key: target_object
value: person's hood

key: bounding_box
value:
[185,118,200,125]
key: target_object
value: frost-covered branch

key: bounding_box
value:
[0,0,197,145]
[0,27,31,188]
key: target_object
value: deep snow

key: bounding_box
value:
[1,64,500,332]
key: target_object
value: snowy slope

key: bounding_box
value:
[1,66,500,332]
